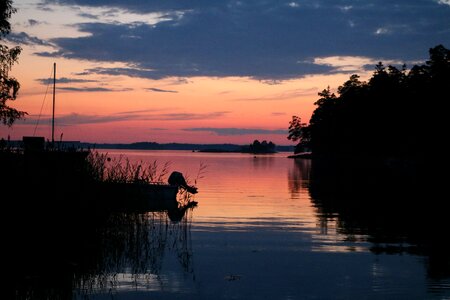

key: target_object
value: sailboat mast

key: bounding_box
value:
[52,62,56,146]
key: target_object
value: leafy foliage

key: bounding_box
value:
[1,0,25,126]
[287,115,310,153]
[0,0,15,36]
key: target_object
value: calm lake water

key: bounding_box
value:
[8,149,450,299]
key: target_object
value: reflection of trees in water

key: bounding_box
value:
[287,158,311,196]
[306,158,450,280]
[7,206,196,299]
[251,155,275,169]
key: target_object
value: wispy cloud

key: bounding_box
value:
[58,86,131,92]
[20,110,230,126]
[313,55,407,73]
[150,128,168,131]
[78,12,99,19]
[27,19,42,27]
[33,64,126,94]
[171,77,191,85]
[70,67,166,80]
[156,112,230,120]
[114,108,167,115]
[21,113,133,126]
[183,127,286,136]
[234,88,318,101]
[36,77,99,85]
[146,87,178,93]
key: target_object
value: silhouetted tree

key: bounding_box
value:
[251,139,261,151]
[287,115,310,153]
[308,87,338,156]
[248,139,276,153]
[423,45,450,155]
[1,0,25,126]
[290,44,450,161]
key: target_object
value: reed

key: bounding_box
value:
[85,150,201,216]
[86,150,171,184]
[175,161,206,207]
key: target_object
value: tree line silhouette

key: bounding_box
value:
[288,44,450,164]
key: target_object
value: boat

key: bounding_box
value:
[95,181,180,211]
[94,171,198,212]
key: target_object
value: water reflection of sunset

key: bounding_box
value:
[103,150,367,253]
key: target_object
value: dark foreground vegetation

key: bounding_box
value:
[1,3,197,298]
[1,144,199,297]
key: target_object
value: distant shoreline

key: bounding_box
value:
[5,140,295,153]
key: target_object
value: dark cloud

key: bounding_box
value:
[20,113,132,126]
[58,86,131,92]
[78,12,98,19]
[115,108,165,115]
[7,32,52,46]
[35,50,65,58]
[36,3,55,12]
[171,78,191,85]
[55,113,130,125]
[35,77,132,93]
[146,87,178,93]
[36,77,99,85]
[27,19,41,27]
[184,127,286,136]
[36,1,450,79]
[71,67,163,79]
[156,111,230,120]
[150,128,168,131]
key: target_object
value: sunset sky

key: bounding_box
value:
[3,0,450,144]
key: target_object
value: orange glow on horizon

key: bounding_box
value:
[3,50,371,144]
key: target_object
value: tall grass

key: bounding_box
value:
[86,150,171,184]
[86,150,203,211]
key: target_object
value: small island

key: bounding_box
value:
[199,139,277,154]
